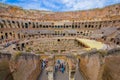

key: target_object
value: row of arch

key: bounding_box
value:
[0,19,120,29]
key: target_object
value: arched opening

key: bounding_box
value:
[9,32,12,36]
[99,25,101,29]
[12,21,15,24]
[25,23,28,28]
[29,22,31,24]
[33,23,35,28]
[40,25,42,28]
[46,25,48,28]
[110,38,114,41]
[85,25,87,28]
[0,23,4,28]
[63,33,65,36]
[116,42,119,45]
[72,25,74,28]
[22,23,24,28]
[17,21,20,28]
[5,33,8,39]
[58,39,60,42]
[36,24,39,28]
[21,43,25,48]
[80,32,83,34]
[43,25,45,28]
[1,35,4,39]
[49,25,51,28]
[92,25,94,28]
[88,25,91,28]
[75,25,77,28]
[18,33,20,39]
[8,21,12,28]
[66,25,68,28]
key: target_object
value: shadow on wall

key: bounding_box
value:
[0,59,13,80]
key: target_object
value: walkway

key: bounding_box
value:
[38,70,48,80]
[76,38,106,50]
[74,68,84,80]
[54,71,69,80]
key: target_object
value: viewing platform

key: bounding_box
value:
[76,38,107,50]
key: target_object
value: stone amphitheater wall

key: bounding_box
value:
[78,48,120,80]
[0,52,41,80]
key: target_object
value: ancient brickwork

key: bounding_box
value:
[0,3,120,46]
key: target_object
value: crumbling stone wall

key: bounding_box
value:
[11,53,41,80]
[79,50,104,80]
[102,48,120,80]
[79,48,120,80]
[0,52,42,80]
[0,53,13,80]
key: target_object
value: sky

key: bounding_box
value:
[0,0,120,12]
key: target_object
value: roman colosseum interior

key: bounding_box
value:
[0,2,120,80]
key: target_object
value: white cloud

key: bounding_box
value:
[74,0,105,10]
[42,0,59,9]
[1,0,120,11]
[59,0,106,11]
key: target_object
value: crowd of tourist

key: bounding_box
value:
[55,60,66,73]
[41,59,48,69]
